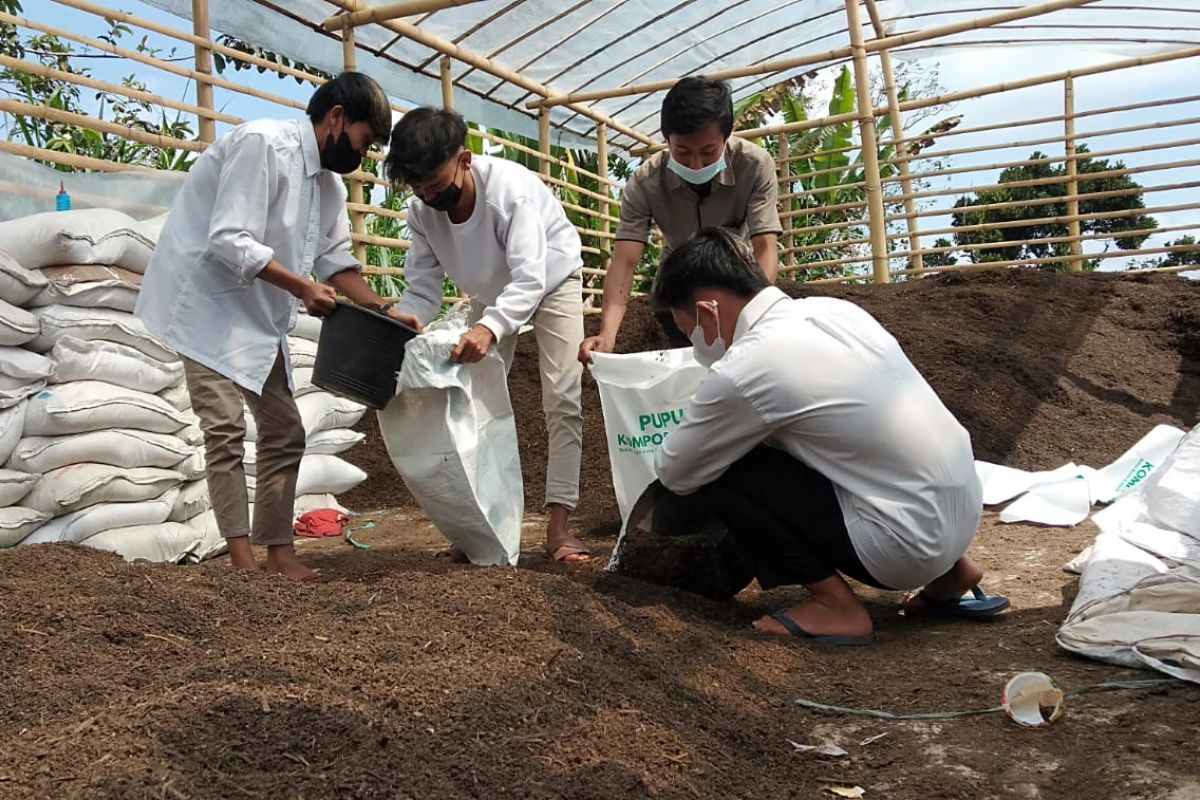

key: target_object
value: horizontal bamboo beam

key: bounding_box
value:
[531,0,1100,109]
[322,0,487,30]
[0,139,156,173]
[346,202,407,221]
[325,0,657,147]
[353,233,411,249]
[0,98,204,153]
[903,199,1200,242]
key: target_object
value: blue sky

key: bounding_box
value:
[13,1,1198,269]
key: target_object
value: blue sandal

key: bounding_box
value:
[909,586,1010,618]
[764,610,876,646]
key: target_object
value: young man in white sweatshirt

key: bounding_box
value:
[385,108,590,564]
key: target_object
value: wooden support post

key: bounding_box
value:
[440,56,454,108]
[596,121,610,296]
[865,0,922,275]
[1064,75,1084,272]
[191,0,215,144]
[777,131,792,269]
[845,0,890,284]
[342,26,368,265]
[538,106,551,179]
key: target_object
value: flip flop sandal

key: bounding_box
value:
[763,610,876,646]
[907,586,1011,619]
[545,540,593,563]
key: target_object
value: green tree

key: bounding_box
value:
[950,146,1157,271]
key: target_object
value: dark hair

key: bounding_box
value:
[385,107,468,186]
[652,228,768,310]
[306,72,391,142]
[660,76,734,139]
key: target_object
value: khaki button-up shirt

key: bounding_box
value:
[614,137,782,256]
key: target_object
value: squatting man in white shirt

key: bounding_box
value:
[383,108,591,564]
[651,228,1010,644]
[138,73,418,581]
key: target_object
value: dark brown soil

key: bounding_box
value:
[3,269,1199,799]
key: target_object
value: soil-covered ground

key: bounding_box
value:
[2,269,1198,799]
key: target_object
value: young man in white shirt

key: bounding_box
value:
[138,73,419,580]
[578,76,782,363]
[651,228,1009,645]
[384,108,590,564]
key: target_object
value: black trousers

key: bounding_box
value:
[688,447,889,591]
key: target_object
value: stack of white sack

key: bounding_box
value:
[0,209,368,563]
[0,208,202,562]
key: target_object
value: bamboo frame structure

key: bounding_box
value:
[320,0,488,30]
[0,0,1195,295]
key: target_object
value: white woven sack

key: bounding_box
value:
[0,401,24,465]
[305,428,365,455]
[0,372,47,409]
[0,296,38,347]
[168,479,210,522]
[158,381,190,410]
[290,314,322,342]
[0,208,154,272]
[0,468,38,506]
[184,509,226,562]
[288,336,318,368]
[30,306,175,361]
[177,449,205,480]
[0,346,53,381]
[82,521,202,563]
[23,463,183,516]
[29,265,141,313]
[0,251,47,306]
[8,428,192,473]
[292,367,318,397]
[0,507,50,547]
[24,381,190,436]
[298,392,366,436]
[244,454,365,496]
[51,336,183,393]
[21,488,177,544]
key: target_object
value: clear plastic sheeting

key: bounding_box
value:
[137,0,1200,150]
[0,153,183,223]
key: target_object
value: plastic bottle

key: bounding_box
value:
[56,181,71,211]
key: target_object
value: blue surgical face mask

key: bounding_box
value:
[668,154,726,185]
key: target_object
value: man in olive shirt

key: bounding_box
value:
[579,76,782,362]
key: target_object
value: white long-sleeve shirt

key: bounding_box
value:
[136,119,360,393]
[654,287,982,590]
[396,155,582,339]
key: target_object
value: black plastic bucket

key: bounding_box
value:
[311,301,419,409]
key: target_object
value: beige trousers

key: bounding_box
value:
[182,349,305,547]
[472,272,585,510]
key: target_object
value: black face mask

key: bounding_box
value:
[321,129,362,174]
[423,163,463,213]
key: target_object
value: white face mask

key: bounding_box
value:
[668,154,727,185]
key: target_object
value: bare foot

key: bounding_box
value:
[903,556,985,609]
[226,536,261,573]
[264,543,320,582]
[752,575,873,638]
[436,545,470,564]
[545,503,590,563]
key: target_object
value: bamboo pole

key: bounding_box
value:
[0,54,239,127]
[470,126,615,186]
[597,121,610,287]
[845,0,889,284]
[190,0,215,143]
[0,140,157,172]
[52,0,331,89]
[342,26,369,266]
[0,98,204,153]
[777,131,792,269]
[1063,75,1084,272]
[530,0,1101,109]
[538,107,551,179]
[323,0,657,148]
[321,0,488,30]
[865,0,922,274]
[0,12,309,114]
[633,45,1200,156]
[895,199,1200,242]
[440,56,454,108]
